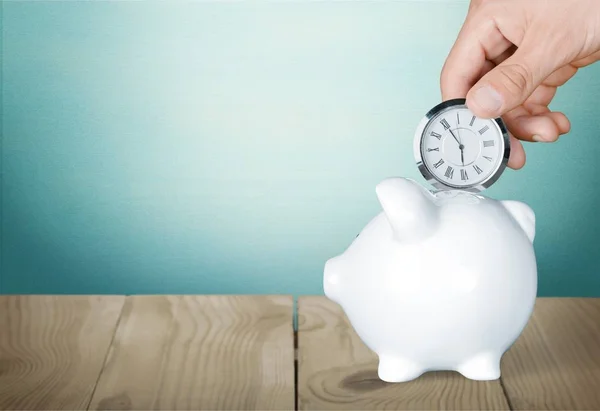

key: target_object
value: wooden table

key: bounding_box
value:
[1,296,599,410]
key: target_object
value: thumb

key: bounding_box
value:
[466,45,559,118]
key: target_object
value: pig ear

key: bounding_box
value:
[502,200,536,243]
[375,177,439,242]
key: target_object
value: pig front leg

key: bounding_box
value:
[456,352,501,380]
[377,355,424,383]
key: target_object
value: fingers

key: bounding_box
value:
[440,31,484,100]
[523,104,571,134]
[506,74,572,142]
[523,85,556,108]
[572,49,600,68]
[440,16,513,101]
[507,135,526,170]
[510,113,561,142]
[503,104,570,143]
[504,108,569,170]
[546,111,571,134]
[490,44,518,66]
[544,64,578,87]
[466,40,564,119]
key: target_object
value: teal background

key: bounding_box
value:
[1,0,599,296]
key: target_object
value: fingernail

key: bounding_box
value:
[532,134,547,142]
[472,85,503,114]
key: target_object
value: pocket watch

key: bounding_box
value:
[413,98,510,193]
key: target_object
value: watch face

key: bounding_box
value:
[414,99,510,192]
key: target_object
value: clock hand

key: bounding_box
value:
[448,129,461,145]
[457,127,464,165]
[449,128,465,165]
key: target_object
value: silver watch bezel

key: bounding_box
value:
[413,98,510,193]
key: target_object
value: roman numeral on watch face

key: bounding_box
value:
[433,158,444,168]
[427,147,439,152]
[470,116,476,126]
[431,131,442,140]
[479,125,489,135]
[473,164,483,174]
[441,119,451,130]
[460,169,468,181]
[444,166,454,179]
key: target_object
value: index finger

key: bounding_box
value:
[440,16,513,101]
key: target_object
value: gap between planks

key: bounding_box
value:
[86,299,127,411]
[296,296,600,411]
[0,295,127,411]
[92,297,301,411]
[3,296,600,411]
[87,295,295,411]
[296,295,510,410]
[0,295,296,411]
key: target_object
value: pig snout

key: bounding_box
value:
[323,257,342,302]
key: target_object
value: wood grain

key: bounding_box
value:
[88,295,294,411]
[297,296,510,410]
[500,298,600,410]
[0,295,125,410]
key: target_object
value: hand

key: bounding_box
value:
[440,0,600,169]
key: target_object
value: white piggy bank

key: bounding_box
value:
[323,177,537,382]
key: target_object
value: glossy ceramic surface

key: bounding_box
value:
[323,177,537,382]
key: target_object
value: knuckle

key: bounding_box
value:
[498,62,533,93]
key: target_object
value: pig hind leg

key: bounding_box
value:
[377,355,424,383]
[456,352,501,380]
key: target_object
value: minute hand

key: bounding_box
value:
[448,129,461,145]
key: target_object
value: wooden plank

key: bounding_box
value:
[0,295,125,410]
[500,298,600,410]
[297,296,510,410]
[88,295,295,411]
